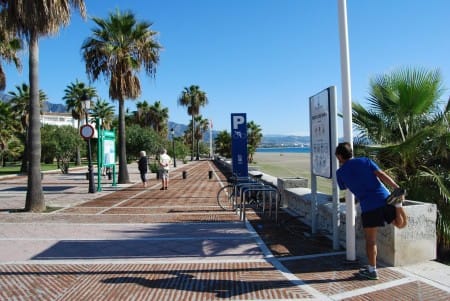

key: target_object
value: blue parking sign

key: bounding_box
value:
[231,113,248,177]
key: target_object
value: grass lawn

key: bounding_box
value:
[0,162,84,176]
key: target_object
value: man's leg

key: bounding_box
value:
[160,174,165,189]
[364,227,378,268]
[358,226,380,279]
[392,207,407,228]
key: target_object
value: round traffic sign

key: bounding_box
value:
[80,124,95,139]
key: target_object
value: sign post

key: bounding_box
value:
[309,86,340,250]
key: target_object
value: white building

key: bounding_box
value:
[40,112,77,128]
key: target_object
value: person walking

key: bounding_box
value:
[138,150,148,188]
[159,149,172,190]
[335,142,407,280]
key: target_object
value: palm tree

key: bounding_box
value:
[193,115,209,160]
[82,10,161,184]
[214,130,231,158]
[352,66,450,250]
[148,100,169,136]
[178,85,208,160]
[63,80,96,165]
[0,101,20,165]
[3,0,86,212]
[0,17,22,91]
[91,98,115,130]
[135,100,151,127]
[8,83,46,173]
[247,121,263,163]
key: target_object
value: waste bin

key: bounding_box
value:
[208,170,213,179]
[182,171,187,179]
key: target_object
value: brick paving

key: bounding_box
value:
[0,160,450,300]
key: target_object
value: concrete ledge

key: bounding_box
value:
[282,187,437,266]
[356,200,437,266]
[277,177,308,207]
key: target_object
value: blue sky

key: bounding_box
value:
[3,0,450,136]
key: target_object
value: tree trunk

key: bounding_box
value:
[20,131,28,174]
[191,115,195,161]
[75,119,81,165]
[25,32,45,212]
[196,139,200,160]
[117,99,130,183]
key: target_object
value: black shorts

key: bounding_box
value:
[361,205,396,228]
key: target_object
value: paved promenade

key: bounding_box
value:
[0,160,450,300]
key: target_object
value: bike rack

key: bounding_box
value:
[238,184,280,224]
[225,174,280,223]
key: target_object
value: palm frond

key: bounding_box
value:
[418,166,450,203]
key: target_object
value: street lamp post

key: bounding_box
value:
[171,128,176,167]
[81,93,95,193]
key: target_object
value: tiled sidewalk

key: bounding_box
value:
[0,160,449,300]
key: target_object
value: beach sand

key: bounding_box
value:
[251,152,311,178]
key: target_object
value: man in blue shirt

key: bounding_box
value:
[335,142,407,280]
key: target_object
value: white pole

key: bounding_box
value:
[329,86,340,250]
[209,119,213,159]
[338,0,356,261]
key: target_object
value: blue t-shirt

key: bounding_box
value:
[336,157,389,213]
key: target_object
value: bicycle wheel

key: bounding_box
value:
[248,191,264,209]
[217,184,235,211]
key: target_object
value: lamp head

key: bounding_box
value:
[81,93,91,110]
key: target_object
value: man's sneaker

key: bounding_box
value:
[359,265,370,272]
[358,266,379,280]
[386,188,406,205]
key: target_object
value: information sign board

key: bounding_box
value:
[310,88,332,178]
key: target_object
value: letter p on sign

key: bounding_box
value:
[233,115,245,129]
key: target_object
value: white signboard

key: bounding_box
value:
[310,88,332,178]
[103,139,115,165]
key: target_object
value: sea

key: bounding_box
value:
[256,147,310,153]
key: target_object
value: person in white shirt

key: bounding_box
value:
[159,149,172,190]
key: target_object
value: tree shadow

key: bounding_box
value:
[31,222,261,260]
[101,272,298,299]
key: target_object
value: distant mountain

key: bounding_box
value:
[260,134,310,147]
[169,123,310,146]
[0,95,68,113]
[43,101,67,113]
[0,92,12,102]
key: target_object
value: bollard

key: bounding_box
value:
[208,170,213,179]
[182,171,187,179]
[107,172,112,180]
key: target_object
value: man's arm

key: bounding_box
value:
[374,169,400,190]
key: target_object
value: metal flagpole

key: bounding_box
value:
[338,0,356,261]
